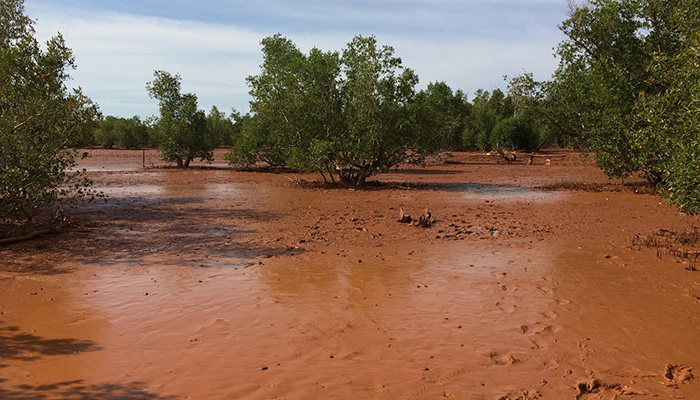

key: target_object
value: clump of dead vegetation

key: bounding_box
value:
[631,227,700,270]
[398,208,435,228]
[422,152,452,166]
[538,180,656,194]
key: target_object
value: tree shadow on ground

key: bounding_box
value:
[388,182,547,193]
[0,196,298,274]
[385,168,462,176]
[298,180,544,194]
[0,325,101,368]
[0,379,177,400]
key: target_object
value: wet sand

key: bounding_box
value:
[1,149,698,399]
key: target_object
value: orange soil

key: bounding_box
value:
[1,149,698,399]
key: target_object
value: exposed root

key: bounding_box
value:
[632,227,700,270]
[538,180,656,194]
[664,364,693,387]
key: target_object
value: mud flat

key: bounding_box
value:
[1,149,698,399]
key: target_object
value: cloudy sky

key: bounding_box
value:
[26,0,571,119]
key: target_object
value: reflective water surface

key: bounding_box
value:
[2,152,698,399]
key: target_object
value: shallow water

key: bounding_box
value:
[2,150,698,399]
[3,239,694,399]
[0,240,561,399]
[98,182,243,197]
[457,184,562,202]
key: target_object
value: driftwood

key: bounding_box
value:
[495,143,517,162]
[398,208,435,227]
[414,209,435,228]
[398,208,412,223]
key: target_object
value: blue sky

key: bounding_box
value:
[26,0,570,118]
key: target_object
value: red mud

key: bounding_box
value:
[1,149,698,399]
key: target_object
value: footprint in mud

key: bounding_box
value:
[404,368,468,400]
[575,378,644,399]
[487,351,520,366]
[491,271,509,279]
[538,309,559,320]
[498,389,542,400]
[529,323,556,335]
[495,302,517,312]
[500,284,520,292]
[523,323,559,350]
[535,285,554,296]
[553,296,571,305]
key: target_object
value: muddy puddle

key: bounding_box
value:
[0,241,557,399]
[459,184,562,202]
[1,149,698,399]
[99,182,243,198]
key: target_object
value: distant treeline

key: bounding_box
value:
[93,106,241,149]
[94,85,567,153]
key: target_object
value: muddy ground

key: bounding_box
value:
[1,149,699,400]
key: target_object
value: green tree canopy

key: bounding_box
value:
[206,105,236,147]
[1,0,100,227]
[461,89,514,150]
[94,115,150,149]
[549,0,700,213]
[230,34,451,185]
[146,70,213,168]
[412,82,471,151]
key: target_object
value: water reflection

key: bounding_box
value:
[258,242,560,354]
[98,183,242,197]
[258,253,416,313]
[457,184,560,202]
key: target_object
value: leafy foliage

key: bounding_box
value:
[491,110,541,152]
[146,70,213,168]
[549,0,700,213]
[94,115,151,149]
[225,112,288,167]
[206,105,236,147]
[629,1,700,213]
[0,0,100,226]
[461,89,514,150]
[230,34,450,185]
[412,81,471,150]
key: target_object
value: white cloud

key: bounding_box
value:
[27,1,566,117]
[31,9,265,117]
[389,36,560,97]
